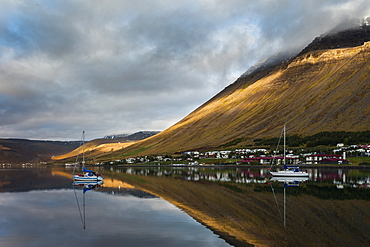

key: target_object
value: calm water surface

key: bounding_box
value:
[0,166,232,247]
[105,165,370,246]
[1,165,370,247]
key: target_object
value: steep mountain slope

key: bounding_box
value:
[107,26,370,158]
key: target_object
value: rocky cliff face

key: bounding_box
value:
[298,22,370,55]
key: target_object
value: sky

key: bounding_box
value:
[0,0,370,141]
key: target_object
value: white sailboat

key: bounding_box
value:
[269,125,309,177]
[72,131,103,181]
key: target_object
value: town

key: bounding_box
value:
[107,143,370,166]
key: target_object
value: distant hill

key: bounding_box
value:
[0,139,80,164]
[0,131,160,164]
[51,131,160,162]
[104,131,160,141]
[104,134,129,139]
[103,23,370,159]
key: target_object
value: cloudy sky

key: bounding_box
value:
[1,0,369,141]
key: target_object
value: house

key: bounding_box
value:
[126,157,136,164]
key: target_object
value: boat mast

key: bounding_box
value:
[82,131,85,168]
[283,125,286,165]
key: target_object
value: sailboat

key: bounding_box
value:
[269,125,309,177]
[72,131,103,181]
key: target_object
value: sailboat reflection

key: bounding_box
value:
[269,177,309,227]
[72,181,103,229]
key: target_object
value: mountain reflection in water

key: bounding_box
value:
[1,166,369,247]
[104,166,370,247]
[0,167,232,247]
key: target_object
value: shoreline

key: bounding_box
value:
[111,164,370,169]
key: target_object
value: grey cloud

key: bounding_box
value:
[0,0,369,140]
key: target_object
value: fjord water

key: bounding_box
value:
[1,166,370,247]
[0,167,231,247]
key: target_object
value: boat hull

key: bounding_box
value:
[270,171,309,177]
[270,177,309,182]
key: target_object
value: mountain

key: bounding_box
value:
[104,134,129,139]
[51,131,160,162]
[104,131,160,141]
[0,131,160,164]
[18,23,370,163]
[104,24,370,159]
[0,139,80,164]
[298,20,370,56]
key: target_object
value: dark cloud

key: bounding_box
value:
[0,0,369,140]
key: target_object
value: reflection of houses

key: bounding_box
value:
[305,154,349,165]
[238,156,300,165]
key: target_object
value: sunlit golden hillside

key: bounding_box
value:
[51,131,161,162]
[52,141,136,161]
[107,42,370,158]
